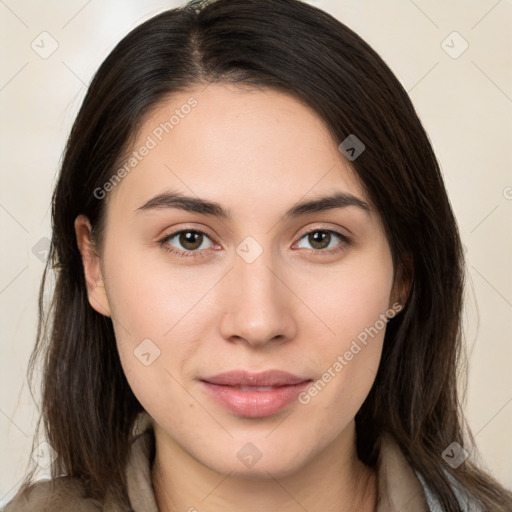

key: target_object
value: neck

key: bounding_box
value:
[151,421,377,512]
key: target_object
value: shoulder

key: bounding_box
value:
[3,477,102,512]
[377,432,484,512]
[415,470,484,512]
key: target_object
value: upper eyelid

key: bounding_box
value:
[162,226,217,243]
[296,224,349,239]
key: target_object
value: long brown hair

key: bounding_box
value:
[15,0,512,510]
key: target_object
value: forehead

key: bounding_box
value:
[107,83,367,217]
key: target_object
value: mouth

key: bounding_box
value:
[199,369,313,418]
[200,369,311,387]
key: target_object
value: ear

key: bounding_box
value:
[74,214,111,317]
[390,253,413,311]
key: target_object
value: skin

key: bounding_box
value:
[76,83,408,512]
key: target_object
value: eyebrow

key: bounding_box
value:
[135,190,370,220]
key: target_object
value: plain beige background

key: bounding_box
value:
[1,0,511,506]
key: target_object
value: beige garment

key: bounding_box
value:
[5,419,429,512]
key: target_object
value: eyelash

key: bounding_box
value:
[158,227,351,258]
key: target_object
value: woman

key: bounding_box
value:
[5,0,512,510]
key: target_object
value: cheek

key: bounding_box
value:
[304,242,394,352]
[101,237,230,416]
[296,243,394,416]
[102,236,210,344]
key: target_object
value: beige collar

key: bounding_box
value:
[123,419,428,512]
[374,432,429,511]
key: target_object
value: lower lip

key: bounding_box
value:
[200,381,312,418]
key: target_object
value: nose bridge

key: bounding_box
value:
[219,238,296,347]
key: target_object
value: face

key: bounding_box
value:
[77,83,402,478]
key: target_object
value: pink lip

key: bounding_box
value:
[199,370,312,418]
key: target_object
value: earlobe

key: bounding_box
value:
[74,215,111,317]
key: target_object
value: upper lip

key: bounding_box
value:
[201,370,311,387]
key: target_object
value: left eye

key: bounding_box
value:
[294,229,348,253]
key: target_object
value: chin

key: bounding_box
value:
[188,436,315,479]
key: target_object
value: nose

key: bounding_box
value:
[218,247,297,348]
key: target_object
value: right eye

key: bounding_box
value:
[159,228,218,257]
